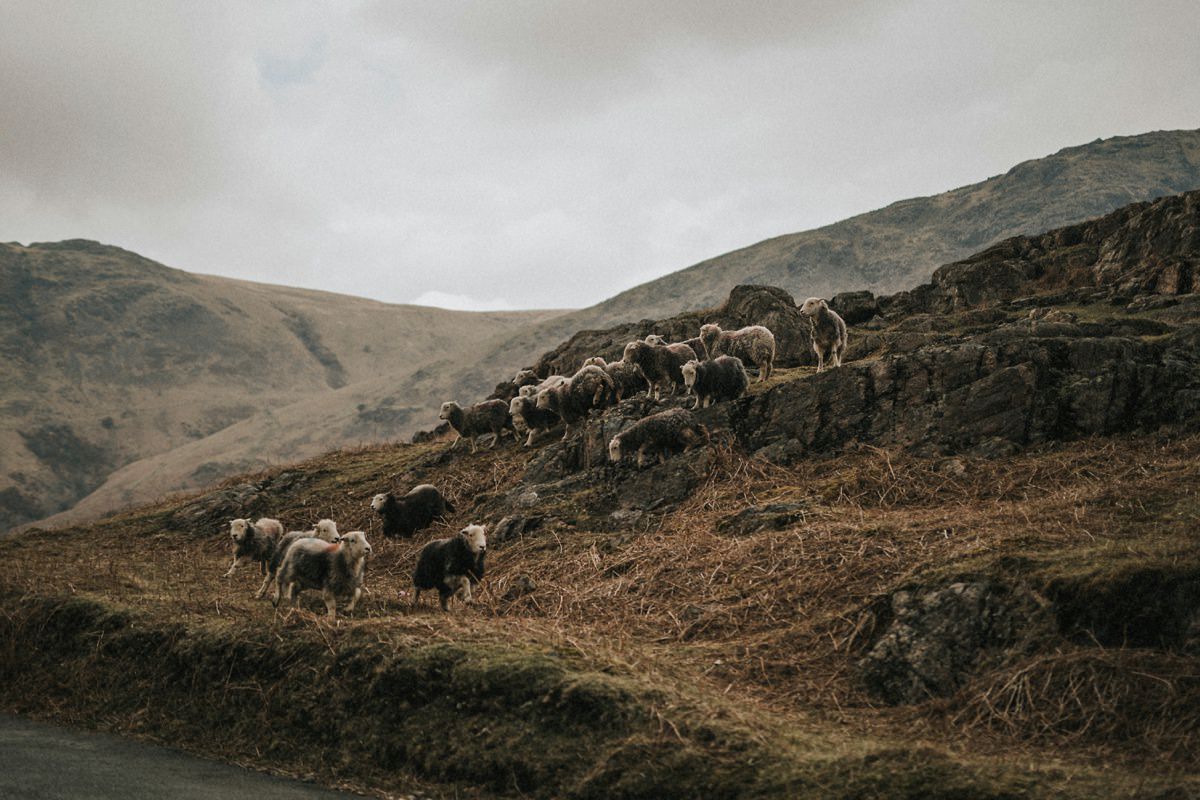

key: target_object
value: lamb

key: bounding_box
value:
[509,393,561,446]
[371,485,454,539]
[607,408,710,468]
[622,340,697,400]
[262,519,342,599]
[273,531,372,619]
[535,365,614,439]
[698,324,776,382]
[799,297,848,372]
[412,524,487,611]
[681,356,749,409]
[439,399,516,452]
[223,517,285,579]
[583,356,648,402]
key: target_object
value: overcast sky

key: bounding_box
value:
[2,2,1197,311]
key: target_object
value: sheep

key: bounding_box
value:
[509,393,561,446]
[681,356,749,409]
[583,356,649,402]
[439,399,516,452]
[513,368,540,388]
[535,365,614,439]
[518,374,568,398]
[798,297,848,372]
[644,334,706,359]
[698,324,776,382]
[370,485,454,539]
[607,408,710,468]
[412,524,487,611]
[622,340,697,400]
[261,519,342,599]
[273,531,372,619]
[223,517,284,579]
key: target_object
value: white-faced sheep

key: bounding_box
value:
[509,393,561,446]
[681,356,749,409]
[608,408,710,468]
[583,356,649,402]
[622,340,697,400]
[439,399,516,452]
[412,524,487,611]
[698,324,775,382]
[535,365,614,439]
[518,374,568,398]
[513,368,540,388]
[273,530,372,619]
[262,519,342,599]
[644,334,706,360]
[799,297,848,372]
[223,517,285,579]
[370,485,454,539]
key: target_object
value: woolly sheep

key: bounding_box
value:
[644,334,706,360]
[263,519,342,599]
[607,408,710,468]
[370,485,454,539]
[583,356,648,402]
[509,393,561,446]
[698,324,775,382]
[798,297,848,372]
[518,374,568,398]
[223,517,284,579]
[681,356,749,409]
[439,399,516,452]
[412,524,487,611]
[273,530,372,619]
[622,340,697,400]
[535,365,614,439]
[513,368,540,388]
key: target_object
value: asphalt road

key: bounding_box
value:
[0,715,360,799]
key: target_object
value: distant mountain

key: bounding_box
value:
[0,240,561,529]
[17,128,1200,530]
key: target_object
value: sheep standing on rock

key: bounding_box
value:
[535,365,614,439]
[518,374,568,398]
[224,517,285,579]
[608,408,710,468]
[273,531,372,619]
[439,400,516,452]
[799,297,848,372]
[698,324,775,382]
[681,356,749,409]
[622,340,697,400]
[371,485,454,539]
[513,369,540,389]
[583,356,649,402]
[509,393,561,446]
[412,524,487,611]
[262,519,341,599]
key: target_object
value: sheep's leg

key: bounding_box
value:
[345,587,361,613]
[815,348,825,373]
[636,445,649,468]
[524,429,535,447]
[470,436,478,454]
[658,450,667,465]
[224,554,250,578]
[449,434,462,450]
[412,588,422,608]
[323,589,338,619]
[461,581,474,605]
[439,590,451,611]
[254,573,273,599]
[271,576,283,606]
[489,431,499,449]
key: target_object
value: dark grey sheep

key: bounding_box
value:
[439,399,516,452]
[509,393,561,446]
[584,356,649,402]
[607,408,710,468]
[622,340,697,399]
[224,517,284,580]
[272,531,372,619]
[263,519,341,599]
[412,524,487,611]
[799,297,848,371]
[698,324,775,382]
[681,356,749,409]
[535,364,614,439]
[370,485,454,539]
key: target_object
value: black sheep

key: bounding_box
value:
[622,340,697,400]
[681,356,749,409]
[370,485,454,539]
[413,525,487,611]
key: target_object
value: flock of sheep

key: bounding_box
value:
[222,299,848,619]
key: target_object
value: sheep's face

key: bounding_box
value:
[370,493,388,512]
[438,401,457,421]
[340,531,372,560]
[460,524,487,555]
[229,518,252,543]
[799,297,826,317]
[535,389,554,410]
[699,324,720,339]
[607,436,623,463]
[582,356,605,368]
[622,341,643,362]
[518,385,536,398]
[680,424,710,447]
[681,360,699,390]
[314,519,340,542]
[644,334,667,346]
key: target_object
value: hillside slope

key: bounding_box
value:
[0,240,561,529]
[3,192,1199,799]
